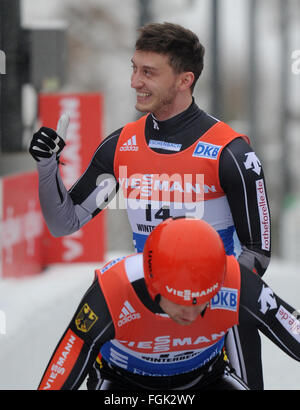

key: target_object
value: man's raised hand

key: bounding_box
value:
[29,113,70,162]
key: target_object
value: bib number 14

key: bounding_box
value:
[145,204,171,222]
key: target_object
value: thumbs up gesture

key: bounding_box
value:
[29,114,70,162]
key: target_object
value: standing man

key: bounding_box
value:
[29,22,271,389]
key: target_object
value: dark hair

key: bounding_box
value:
[135,22,205,91]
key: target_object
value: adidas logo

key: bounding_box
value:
[118,300,141,327]
[120,135,139,151]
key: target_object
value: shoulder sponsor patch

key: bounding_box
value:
[75,303,98,333]
[210,287,238,311]
[100,256,126,274]
[192,142,222,159]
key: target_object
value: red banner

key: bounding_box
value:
[39,93,106,264]
[1,172,44,278]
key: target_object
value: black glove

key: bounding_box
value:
[29,127,65,161]
[29,114,70,162]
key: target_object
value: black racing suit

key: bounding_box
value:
[36,99,271,388]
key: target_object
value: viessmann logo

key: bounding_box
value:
[117,167,211,204]
[119,332,228,353]
[118,300,141,327]
[165,283,219,301]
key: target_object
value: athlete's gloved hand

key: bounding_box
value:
[29,114,70,162]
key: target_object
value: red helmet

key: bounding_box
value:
[143,217,227,305]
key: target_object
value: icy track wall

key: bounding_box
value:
[0,263,98,390]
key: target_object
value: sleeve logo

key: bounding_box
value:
[258,285,277,314]
[75,303,98,333]
[244,152,262,175]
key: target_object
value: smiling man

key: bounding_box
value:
[30,22,271,389]
[131,51,195,120]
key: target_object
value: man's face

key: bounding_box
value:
[131,50,183,120]
[159,296,208,326]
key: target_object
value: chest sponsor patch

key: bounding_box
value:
[210,287,238,311]
[148,139,182,152]
[192,142,222,159]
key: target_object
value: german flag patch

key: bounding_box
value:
[75,303,98,333]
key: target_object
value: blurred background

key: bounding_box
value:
[0,0,299,258]
[0,0,300,390]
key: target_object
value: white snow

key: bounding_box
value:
[0,255,299,390]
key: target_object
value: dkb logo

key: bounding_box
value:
[0,50,6,74]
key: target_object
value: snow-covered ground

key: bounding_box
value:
[0,255,299,390]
